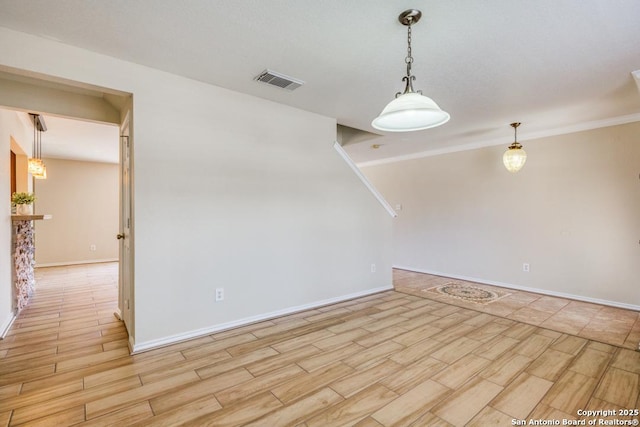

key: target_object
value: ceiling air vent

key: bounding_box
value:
[254,69,304,91]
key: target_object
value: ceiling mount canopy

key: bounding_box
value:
[503,122,527,173]
[371,9,450,133]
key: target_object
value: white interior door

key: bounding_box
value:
[118,113,134,342]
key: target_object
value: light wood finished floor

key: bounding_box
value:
[0,263,638,426]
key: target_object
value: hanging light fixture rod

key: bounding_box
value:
[396,9,422,97]
[509,122,522,149]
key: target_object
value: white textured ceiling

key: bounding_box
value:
[12,111,119,164]
[1,0,639,164]
[35,115,119,164]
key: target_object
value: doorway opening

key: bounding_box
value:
[0,68,134,347]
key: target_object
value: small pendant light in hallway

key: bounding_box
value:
[28,113,47,180]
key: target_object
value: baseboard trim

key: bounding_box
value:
[0,312,16,339]
[394,265,640,312]
[36,259,118,268]
[131,285,393,354]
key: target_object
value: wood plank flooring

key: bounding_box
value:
[0,263,638,426]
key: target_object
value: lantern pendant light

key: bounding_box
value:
[503,122,527,173]
[371,9,450,132]
[28,114,47,180]
[28,115,43,176]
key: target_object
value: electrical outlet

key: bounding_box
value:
[523,263,530,272]
[90,244,96,251]
[215,288,224,302]
[371,264,376,273]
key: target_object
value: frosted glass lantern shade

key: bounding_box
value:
[372,92,450,132]
[503,147,527,173]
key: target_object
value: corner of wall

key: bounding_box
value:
[0,308,16,339]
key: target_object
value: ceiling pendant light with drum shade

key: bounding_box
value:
[371,9,450,132]
[503,122,527,173]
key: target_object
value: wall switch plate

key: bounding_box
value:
[215,288,224,301]
[90,244,96,251]
[371,264,376,273]
[523,263,530,272]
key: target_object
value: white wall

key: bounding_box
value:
[0,108,32,335]
[34,158,119,266]
[0,27,393,348]
[362,122,640,308]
